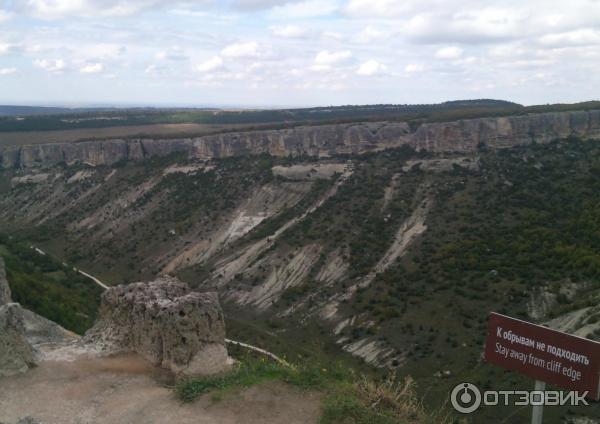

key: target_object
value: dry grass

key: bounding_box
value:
[354,375,453,424]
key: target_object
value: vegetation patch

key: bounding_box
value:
[0,234,103,334]
[176,355,450,424]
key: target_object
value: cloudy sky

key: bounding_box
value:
[0,0,599,107]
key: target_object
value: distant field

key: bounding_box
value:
[1,100,599,148]
[0,123,266,147]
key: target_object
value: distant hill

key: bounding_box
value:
[1,99,599,136]
[0,105,89,116]
[0,99,520,117]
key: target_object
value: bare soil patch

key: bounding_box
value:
[0,353,322,424]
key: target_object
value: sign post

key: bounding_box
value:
[484,312,600,422]
[531,380,545,424]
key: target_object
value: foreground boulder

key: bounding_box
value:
[84,276,231,377]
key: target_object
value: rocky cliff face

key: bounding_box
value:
[0,258,10,306]
[2,110,599,169]
[0,304,35,377]
[0,259,35,377]
[84,277,231,377]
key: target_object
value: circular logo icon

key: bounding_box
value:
[451,382,482,414]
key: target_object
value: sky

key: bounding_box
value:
[0,0,599,107]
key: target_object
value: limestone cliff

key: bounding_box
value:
[2,109,599,169]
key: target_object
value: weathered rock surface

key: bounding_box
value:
[83,276,230,376]
[2,110,599,169]
[0,257,11,306]
[0,303,35,377]
[0,258,34,376]
[20,308,78,349]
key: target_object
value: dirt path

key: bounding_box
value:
[30,246,110,291]
[0,354,321,424]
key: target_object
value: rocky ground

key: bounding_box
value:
[0,354,322,424]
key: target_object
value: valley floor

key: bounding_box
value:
[0,354,322,424]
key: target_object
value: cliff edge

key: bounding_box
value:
[1,109,599,169]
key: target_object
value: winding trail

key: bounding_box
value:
[74,269,110,290]
[224,339,290,367]
[30,245,109,290]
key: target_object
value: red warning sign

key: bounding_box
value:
[484,312,600,399]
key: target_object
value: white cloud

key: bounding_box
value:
[270,24,308,38]
[314,50,352,65]
[354,26,387,43]
[342,1,600,48]
[0,43,21,56]
[80,62,104,73]
[33,58,67,73]
[155,46,187,61]
[231,0,304,11]
[144,64,169,75]
[0,10,13,21]
[195,56,224,73]
[269,0,340,19]
[248,62,264,71]
[367,8,522,45]
[356,60,387,76]
[404,63,424,73]
[0,68,16,75]
[539,29,600,47]
[311,50,353,71]
[23,0,170,19]
[222,41,261,58]
[435,46,463,59]
[345,0,420,17]
[83,44,125,60]
[322,31,343,41]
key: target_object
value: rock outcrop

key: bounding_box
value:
[0,259,35,377]
[2,110,599,169]
[0,304,35,377]
[84,277,230,377]
[0,257,11,306]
